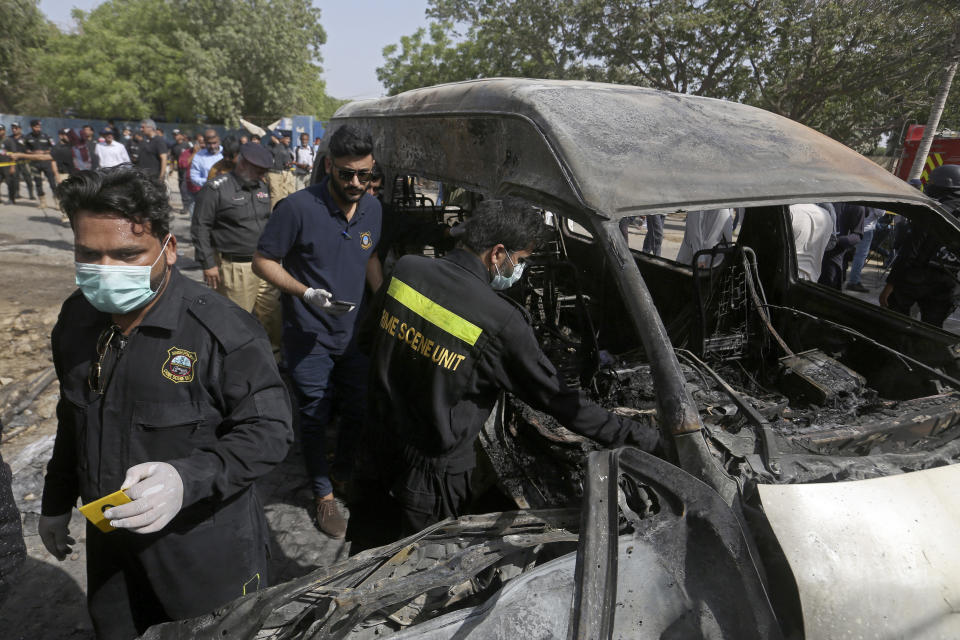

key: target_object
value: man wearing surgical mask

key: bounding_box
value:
[39,165,293,639]
[357,198,661,545]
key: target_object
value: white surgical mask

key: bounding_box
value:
[490,252,525,290]
[75,235,171,314]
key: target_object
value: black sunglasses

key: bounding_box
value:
[88,325,121,394]
[332,163,374,184]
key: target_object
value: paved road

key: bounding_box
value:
[0,177,203,279]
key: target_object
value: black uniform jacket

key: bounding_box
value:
[822,203,866,266]
[42,266,293,517]
[24,130,54,169]
[369,248,656,474]
[888,197,960,289]
[191,171,272,269]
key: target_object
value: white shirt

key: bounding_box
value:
[95,140,130,168]
[676,209,734,267]
[789,204,833,282]
[294,145,315,171]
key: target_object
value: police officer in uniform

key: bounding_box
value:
[191,142,281,355]
[365,198,660,538]
[23,119,59,209]
[38,165,293,639]
[265,131,296,210]
[0,124,17,204]
[9,123,35,201]
[880,164,960,327]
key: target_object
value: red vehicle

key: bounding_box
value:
[894,124,960,183]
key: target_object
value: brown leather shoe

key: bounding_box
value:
[316,497,347,539]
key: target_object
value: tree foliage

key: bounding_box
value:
[378,0,960,151]
[34,1,186,120]
[171,0,328,124]
[0,0,53,112]
[9,0,334,124]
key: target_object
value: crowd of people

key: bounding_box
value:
[5,111,959,638]
[788,166,960,329]
[0,121,661,639]
[0,118,323,222]
[619,176,960,331]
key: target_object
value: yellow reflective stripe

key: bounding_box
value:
[927,156,937,171]
[387,278,482,346]
[935,153,944,166]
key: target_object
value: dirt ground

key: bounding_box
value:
[0,197,349,639]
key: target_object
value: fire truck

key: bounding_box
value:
[894,124,960,184]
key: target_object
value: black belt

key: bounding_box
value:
[220,253,253,262]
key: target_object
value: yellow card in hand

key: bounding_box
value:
[79,489,132,533]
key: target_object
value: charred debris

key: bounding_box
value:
[485,236,960,510]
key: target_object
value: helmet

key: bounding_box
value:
[925,164,960,201]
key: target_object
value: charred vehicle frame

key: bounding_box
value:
[150,79,960,639]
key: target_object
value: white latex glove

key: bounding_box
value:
[303,287,334,309]
[104,462,184,534]
[303,287,352,316]
[38,512,74,560]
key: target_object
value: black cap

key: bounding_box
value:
[239,142,273,169]
[59,127,71,135]
[30,119,41,127]
[101,127,116,136]
[11,122,21,128]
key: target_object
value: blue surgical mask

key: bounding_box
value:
[490,253,525,290]
[75,235,171,314]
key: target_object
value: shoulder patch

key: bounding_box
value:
[209,175,229,189]
[187,294,259,353]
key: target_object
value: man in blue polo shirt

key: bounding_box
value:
[254,125,382,538]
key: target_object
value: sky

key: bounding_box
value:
[37,0,432,100]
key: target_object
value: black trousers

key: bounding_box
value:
[347,448,473,554]
[14,162,33,199]
[85,489,269,639]
[29,162,56,196]
[888,275,956,328]
[2,169,17,203]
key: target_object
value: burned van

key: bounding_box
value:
[151,79,960,639]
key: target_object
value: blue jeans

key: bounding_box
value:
[179,177,195,214]
[286,343,369,497]
[619,215,664,256]
[847,226,875,286]
[642,214,664,256]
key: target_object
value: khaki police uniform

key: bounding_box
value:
[265,143,296,210]
[191,171,282,357]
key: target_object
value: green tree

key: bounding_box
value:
[377,0,960,151]
[35,0,187,120]
[378,0,591,94]
[28,0,333,123]
[580,0,765,96]
[743,0,960,151]
[172,0,328,124]
[0,0,53,112]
